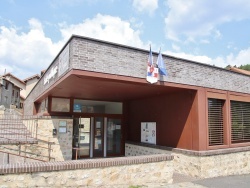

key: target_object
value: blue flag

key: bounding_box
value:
[156,49,167,76]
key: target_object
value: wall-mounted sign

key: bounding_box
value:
[58,44,69,76]
[141,122,156,145]
[79,133,90,144]
[44,66,58,85]
[73,104,82,112]
[58,120,67,133]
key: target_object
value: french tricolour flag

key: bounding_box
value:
[146,45,158,84]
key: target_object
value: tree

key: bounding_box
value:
[225,64,250,71]
[239,64,250,71]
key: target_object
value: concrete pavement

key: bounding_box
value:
[156,173,250,188]
[192,174,250,188]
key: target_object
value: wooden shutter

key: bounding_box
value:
[231,101,250,143]
[208,98,224,146]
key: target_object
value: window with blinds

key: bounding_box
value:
[208,98,225,146]
[231,101,250,144]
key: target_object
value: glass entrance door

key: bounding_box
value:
[73,116,123,159]
[107,118,122,156]
[73,117,91,159]
[93,117,104,157]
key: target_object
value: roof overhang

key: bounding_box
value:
[35,69,197,103]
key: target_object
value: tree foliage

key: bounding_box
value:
[238,64,250,71]
[226,64,250,71]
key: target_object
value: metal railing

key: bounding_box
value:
[0,141,55,164]
[0,113,56,164]
[0,114,38,144]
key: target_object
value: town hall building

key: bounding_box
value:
[23,35,250,161]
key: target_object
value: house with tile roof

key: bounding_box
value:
[0,73,25,109]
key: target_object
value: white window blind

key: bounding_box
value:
[208,98,224,146]
[231,101,250,144]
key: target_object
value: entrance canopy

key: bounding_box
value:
[35,69,193,103]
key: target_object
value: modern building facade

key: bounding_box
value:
[24,35,250,160]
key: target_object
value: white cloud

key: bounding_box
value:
[0,15,148,79]
[166,46,250,69]
[171,44,180,51]
[226,48,250,67]
[166,50,212,64]
[165,0,250,42]
[200,39,210,44]
[59,14,147,48]
[0,18,63,79]
[132,0,158,14]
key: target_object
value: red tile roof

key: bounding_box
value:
[1,73,26,84]
[23,74,40,83]
[228,66,250,76]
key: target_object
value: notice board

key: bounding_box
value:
[141,122,156,145]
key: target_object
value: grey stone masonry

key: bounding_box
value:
[71,36,250,94]
[0,154,174,187]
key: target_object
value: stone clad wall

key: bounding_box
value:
[126,142,250,179]
[125,143,171,156]
[0,117,73,163]
[173,151,250,178]
[0,154,173,187]
[36,118,73,161]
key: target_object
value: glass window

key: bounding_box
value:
[73,99,122,114]
[79,118,91,156]
[107,118,121,155]
[45,98,48,111]
[5,82,9,90]
[208,98,225,146]
[231,101,250,144]
[94,117,104,157]
[51,98,70,112]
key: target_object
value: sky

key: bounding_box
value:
[1,0,250,79]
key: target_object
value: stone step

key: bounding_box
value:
[0,139,38,144]
[0,114,37,145]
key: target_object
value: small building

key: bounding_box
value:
[24,35,250,164]
[21,74,41,99]
[20,74,41,108]
[0,73,25,109]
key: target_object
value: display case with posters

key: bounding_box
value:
[141,122,156,145]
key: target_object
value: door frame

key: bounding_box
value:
[72,116,92,159]
[73,114,124,159]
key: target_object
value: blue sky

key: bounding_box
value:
[1,0,250,79]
